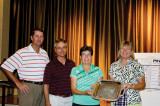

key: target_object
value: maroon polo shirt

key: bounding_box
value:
[43,57,75,96]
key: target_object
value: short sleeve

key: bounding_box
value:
[70,67,77,77]
[46,54,50,63]
[98,67,103,78]
[1,51,23,72]
[135,63,145,79]
[43,62,52,84]
[109,63,114,78]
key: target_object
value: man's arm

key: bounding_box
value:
[1,67,30,94]
[43,84,51,106]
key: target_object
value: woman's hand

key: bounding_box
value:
[123,76,146,91]
[123,83,132,90]
[85,89,92,95]
[91,83,95,89]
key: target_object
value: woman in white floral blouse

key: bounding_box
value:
[109,41,146,106]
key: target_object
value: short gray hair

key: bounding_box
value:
[54,39,67,48]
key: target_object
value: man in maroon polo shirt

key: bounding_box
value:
[43,39,75,106]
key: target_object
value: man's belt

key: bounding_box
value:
[21,80,43,85]
[53,94,72,98]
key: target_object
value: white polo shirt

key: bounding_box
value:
[1,44,49,82]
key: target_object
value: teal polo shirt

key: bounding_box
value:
[70,63,103,105]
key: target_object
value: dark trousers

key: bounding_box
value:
[73,103,100,106]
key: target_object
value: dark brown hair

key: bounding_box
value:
[30,28,44,36]
[80,46,93,56]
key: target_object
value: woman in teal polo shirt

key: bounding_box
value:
[70,46,103,106]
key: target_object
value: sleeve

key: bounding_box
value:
[109,63,114,78]
[1,51,23,72]
[98,67,104,78]
[46,52,50,63]
[70,67,77,77]
[135,63,145,79]
[43,63,51,84]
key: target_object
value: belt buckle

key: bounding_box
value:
[32,81,37,84]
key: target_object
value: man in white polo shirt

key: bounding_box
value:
[1,28,49,106]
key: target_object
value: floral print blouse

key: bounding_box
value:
[109,58,145,105]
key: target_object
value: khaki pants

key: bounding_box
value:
[18,82,45,106]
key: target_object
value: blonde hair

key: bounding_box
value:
[117,41,135,60]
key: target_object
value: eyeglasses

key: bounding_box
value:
[56,46,67,50]
[82,53,91,57]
